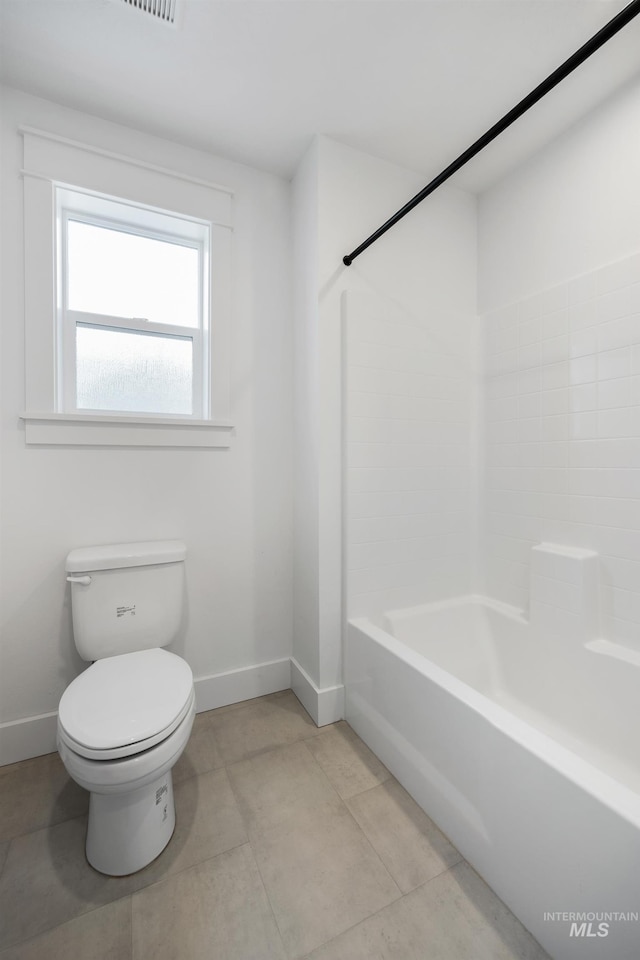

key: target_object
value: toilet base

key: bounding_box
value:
[86,771,176,876]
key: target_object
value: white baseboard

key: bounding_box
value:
[0,712,59,767]
[290,657,344,726]
[0,656,340,767]
[194,658,291,712]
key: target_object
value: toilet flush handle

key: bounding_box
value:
[66,575,92,586]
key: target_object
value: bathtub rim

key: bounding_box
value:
[382,591,528,629]
[348,606,640,831]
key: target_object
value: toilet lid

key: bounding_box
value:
[58,648,194,752]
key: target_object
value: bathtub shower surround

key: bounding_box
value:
[483,250,640,650]
[529,542,599,643]
[344,290,474,623]
[343,255,640,960]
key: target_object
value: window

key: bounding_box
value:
[21,127,233,446]
[57,188,209,419]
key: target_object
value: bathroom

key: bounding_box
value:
[1,1,640,958]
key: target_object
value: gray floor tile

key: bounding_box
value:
[0,898,132,960]
[251,801,401,959]
[346,779,462,892]
[131,844,285,960]
[0,693,551,960]
[172,711,224,783]
[304,722,391,799]
[305,861,550,960]
[0,768,246,950]
[0,841,9,876]
[209,690,322,765]
[228,742,401,958]
[0,752,88,842]
[0,816,129,950]
[227,741,339,833]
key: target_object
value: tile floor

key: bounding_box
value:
[0,691,549,960]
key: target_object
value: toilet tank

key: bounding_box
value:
[65,541,186,661]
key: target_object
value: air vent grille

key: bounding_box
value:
[121,0,178,25]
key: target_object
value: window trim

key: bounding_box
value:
[19,410,234,447]
[21,127,234,447]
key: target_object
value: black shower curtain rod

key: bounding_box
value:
[342,0,640,267]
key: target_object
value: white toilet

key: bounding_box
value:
[57,540,195,877]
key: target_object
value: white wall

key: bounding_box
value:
[319,139,477,681]
[478,75,640,649]
[292,136,476,702]
[0,87,293,761]
[479,75,640,311]
[291,142,320,686]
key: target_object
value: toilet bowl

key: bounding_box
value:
[57,541,195,876]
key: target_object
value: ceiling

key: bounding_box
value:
[1,0,639,192]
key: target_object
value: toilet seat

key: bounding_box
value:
[57,696,196,795]
[58,648,194,761]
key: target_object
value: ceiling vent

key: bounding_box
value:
[120,0,178,26]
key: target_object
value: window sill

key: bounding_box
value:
[20,412,234,448]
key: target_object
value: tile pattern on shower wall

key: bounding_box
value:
[345,291,473,621]
[483,250,640,647]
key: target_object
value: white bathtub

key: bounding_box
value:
[346,595,640,960]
